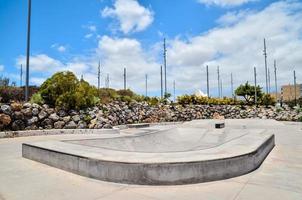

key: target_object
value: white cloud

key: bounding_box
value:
[51,43,67,53]
[96,35,159,90]
[197,0,257,7]
[15,54,91,85]
[88,25,97,32]
[166,1,302,95]
[83,24,97,39]
[16,54,64,72]
[101,0,154,34]
[216,10,252,25]
[57,46,66,52]
[0,65,4,71]
[31,77,46,85]
[85,33,93,39]
[65,62,90,75]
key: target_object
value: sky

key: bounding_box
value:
[0,0,302,97]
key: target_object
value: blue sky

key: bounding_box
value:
[0,0,302,97]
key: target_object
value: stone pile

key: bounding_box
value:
[0,101,301,131]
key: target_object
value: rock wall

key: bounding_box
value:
[0,101,301,131]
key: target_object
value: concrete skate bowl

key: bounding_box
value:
[22,122,275,185]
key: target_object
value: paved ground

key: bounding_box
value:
[0,119,302,200]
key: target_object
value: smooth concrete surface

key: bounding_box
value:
[22,121,275,185]
[0,119,301,199]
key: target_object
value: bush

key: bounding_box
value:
[30,93,44,104]
[39,71,99,109]
[261,94,276,107]
[0,87,24,103]
[235,82,263,104]
[116,89,135,97]
[147,97,160,106]
[286,97,302,108]
[98,88,119,104]
[177,94,240,105]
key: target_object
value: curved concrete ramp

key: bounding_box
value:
[22,121,275,185]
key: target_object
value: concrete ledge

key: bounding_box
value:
[113,121,183,130]
[0,129,119,139]
[22,130,275,185]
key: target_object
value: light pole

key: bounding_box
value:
[160,65,163,98]
[97,60,101,89]
[20,64,23,87]
[173,80,176,102]
[206,65,209,97]
[231,73,234,99]
[163,38,167,95]
[145,74,148,97]
[25,0,32,101]
[294,70,297,106]
[217,66,220,98]
[263,38,268,94]
[274,60,278,102]
[123,67,126,90]
[254,67,257,105]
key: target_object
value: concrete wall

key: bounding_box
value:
[22,135,275,185]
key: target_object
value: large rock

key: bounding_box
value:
[12,120,25,131]
[21,108,32,117]
[1,105,11,115]
[0,114,11,126]
[77,121,87,129]
[23,102,32,108]
[88,118,97,129]
[54,121,65,129]
[12,111,24,120]
[38,110,48,120]
[11,102,23,111]
[49,113,60,122]
[103,124,112,129]
[46,108,55,115]
[65,121,77,129]
[58,110,67,117]
[25,124,38,130]
[69,110,78,116]
[63,116,71,123]
[72,115,81,123]
[41,118,53,128]
[27,117,38,126]
[32,103,41,109]
[32,108,39,116]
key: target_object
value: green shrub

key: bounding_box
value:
[276,108,282,113]
[30,92,44,104]
[116,89,135,97]
[119,95,133,102]
[39,71,99,109]
[235,82,263,104]
[286,97,302,108]
[177,94,240,105]
[148,97,160,106]
[98,88,118,104]
[261,94,276,107]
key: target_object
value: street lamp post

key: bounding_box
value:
[25,0,32,101]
